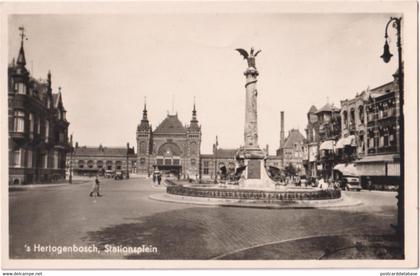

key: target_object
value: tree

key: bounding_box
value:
[284,163,297,176]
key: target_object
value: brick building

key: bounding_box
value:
[8,28,70,185]
[136,103,201,179]
[67,143,136,176]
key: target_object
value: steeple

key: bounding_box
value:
[191,98,198,123]
[17,26,27,67]
[138,99,150,132]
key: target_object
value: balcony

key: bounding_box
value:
[9,131,27,141]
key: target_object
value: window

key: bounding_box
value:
[203,168,209,175]
[97,160,103,169]
[87,160,94,169]
[343,111,348,126]
[190,142,197,155]
[78,160,85,169]
[384,135,389,147]
[379,110,383,119]
[157,159,163,165]
[45,120,49,142]
[42,154,48,168]
[350,108,355,124]
[191,159,196,167]
[29,113,34,138]
[13,111,25,132]
[173,159,180,165]
[369,138,374,148]
[27,150,32,168]
[164,159,171,165]
[54,152,59,169]
[379,136,384,147]
[116,161,122,170]
[140,158,145,165]
[15,82,27,94]
[36,117,41,134]
[358,106,364,124]
[139,142,146,154]
[11,149,21,167]
[106,161,113,170]
[204,161,209,167]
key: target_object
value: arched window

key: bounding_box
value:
[358,106,364,124]
[190,142,197,155]
[87,160,94,168]
[350,108,355,124]
[13,111,25,132]
[139,141,146,154]
[78,160,85,168]
[343,111,348,126]
[106,160,113,170]
[97,160,103,169]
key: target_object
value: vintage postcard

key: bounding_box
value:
[1,0,418,270]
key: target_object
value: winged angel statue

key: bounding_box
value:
[235,47,261,68]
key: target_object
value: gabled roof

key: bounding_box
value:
[283,129,305,149]
[308,105,317,113]
[316,103,340,113]
[216,148,238,159]
[154,114,186,134]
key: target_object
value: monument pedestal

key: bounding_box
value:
[236,147,277,190]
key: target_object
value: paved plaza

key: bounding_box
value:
[9,177,398,260]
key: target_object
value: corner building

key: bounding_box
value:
[8,31,70,184]
[136,104,201,179]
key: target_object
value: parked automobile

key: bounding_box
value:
[104,170,115,178]
[114,171,124,180]
[339,176,362,191]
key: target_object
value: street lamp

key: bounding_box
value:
[69,134,73,184]
[214,135,218,184]
[381,16,404,256]
[126,142,130,179]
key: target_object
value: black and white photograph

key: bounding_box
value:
[1,1,418,272]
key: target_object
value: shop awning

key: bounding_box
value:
[333,163,359,176]
[336,135,356,150]
[355,154,400,163]
[320,140,335,150]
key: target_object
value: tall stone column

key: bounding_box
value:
[244,67,259,149]
[235,47,276,189]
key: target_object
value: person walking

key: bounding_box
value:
[157,174,162,185]
[89,175,102,198]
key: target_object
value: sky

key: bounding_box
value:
[8,13,400,154]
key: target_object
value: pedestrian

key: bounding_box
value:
[89,175,102,198]
[157,174,162,185]
[152,173,156,183]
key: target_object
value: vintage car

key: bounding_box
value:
[339,176,362,191]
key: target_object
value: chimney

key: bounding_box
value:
[75,142,79,149]
[265,144,269,155]
[280,111,285,148]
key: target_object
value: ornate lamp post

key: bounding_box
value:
[380,16,404,256]
[214,136,218,184]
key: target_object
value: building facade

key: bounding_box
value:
[67,143,137,176]
[355,75,401,186]
[8,30,70,185]
[303,103,341,179]
[136,104,201,179]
